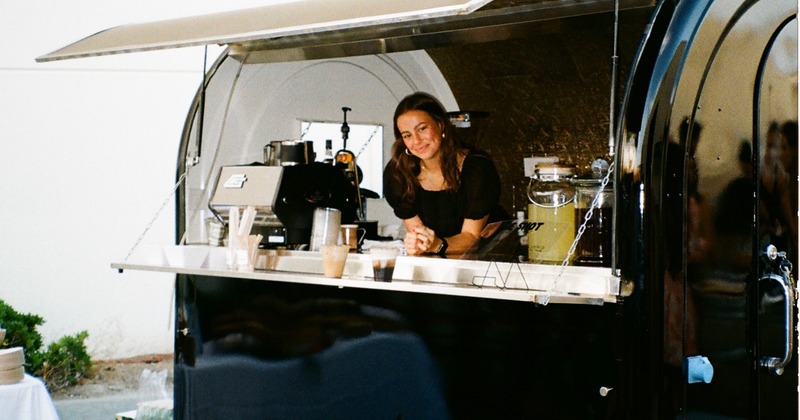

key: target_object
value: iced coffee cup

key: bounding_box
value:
[370,247,400,282]
[321,244,350,278]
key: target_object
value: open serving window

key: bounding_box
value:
[38,0,643,305]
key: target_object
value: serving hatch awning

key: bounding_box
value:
[36,0,493,62]
[37,0,655,63]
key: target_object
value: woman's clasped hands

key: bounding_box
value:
[404,225,443,256]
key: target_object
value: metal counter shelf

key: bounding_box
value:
[112,245,620,305]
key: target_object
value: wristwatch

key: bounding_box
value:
[435,237,449,256]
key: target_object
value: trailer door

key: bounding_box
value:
[617,0,797,417]
[681,2,797,418]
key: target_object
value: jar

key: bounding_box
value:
[527,163,576,263]
[572,177,613,267]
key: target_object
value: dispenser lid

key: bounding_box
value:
[534,163,576,178]
[571,177,613,189]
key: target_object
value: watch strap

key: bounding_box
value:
[436,237,448,256]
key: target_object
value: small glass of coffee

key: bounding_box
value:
[370,247,400,282]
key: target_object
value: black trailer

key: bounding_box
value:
[40,0,798,418]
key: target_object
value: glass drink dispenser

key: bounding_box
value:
[527,163,576,264]
[572,177,613,266]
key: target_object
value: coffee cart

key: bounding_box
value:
[38,0,798,418]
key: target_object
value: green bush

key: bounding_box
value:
[0,299,93,392]
[0,299,45,373]
[40,331,92,391]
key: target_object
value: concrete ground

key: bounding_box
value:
[51,354,173,420]
[54,393,140,420]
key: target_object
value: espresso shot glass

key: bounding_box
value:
[370,247,399,282]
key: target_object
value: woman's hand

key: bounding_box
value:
[404,225,441,255]
[403,230,421,255]
[401,215,488,256]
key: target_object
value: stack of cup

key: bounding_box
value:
[227,206,262,271]
[0,339,25,385]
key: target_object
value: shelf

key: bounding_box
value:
[112,245,621,305]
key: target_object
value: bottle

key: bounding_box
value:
[335,147,363,220]
[334,148,358,184]
[323,139,334,165]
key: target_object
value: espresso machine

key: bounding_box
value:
[209,163,358,249]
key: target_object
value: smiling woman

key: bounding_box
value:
[383,92,508,256]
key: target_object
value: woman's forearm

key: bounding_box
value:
[402,215,487,256]
[439,231,478,255]
[438,215,489,255]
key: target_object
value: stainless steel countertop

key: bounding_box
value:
[113,245,620,305]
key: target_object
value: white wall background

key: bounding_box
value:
[0,0,455,360]
[0,1,287,359]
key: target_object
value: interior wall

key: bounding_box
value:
[426,8,654,214]
[182,51,457,242]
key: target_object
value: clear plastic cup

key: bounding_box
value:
[321,244,350,278]
[370,247,400,282]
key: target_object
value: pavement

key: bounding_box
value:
[54,392,141,420]
[51,354,173,419]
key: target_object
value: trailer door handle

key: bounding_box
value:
[759,245,795,376]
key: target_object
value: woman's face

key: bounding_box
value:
[397,109,443,162]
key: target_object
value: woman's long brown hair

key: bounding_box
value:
[388,92,464,204]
